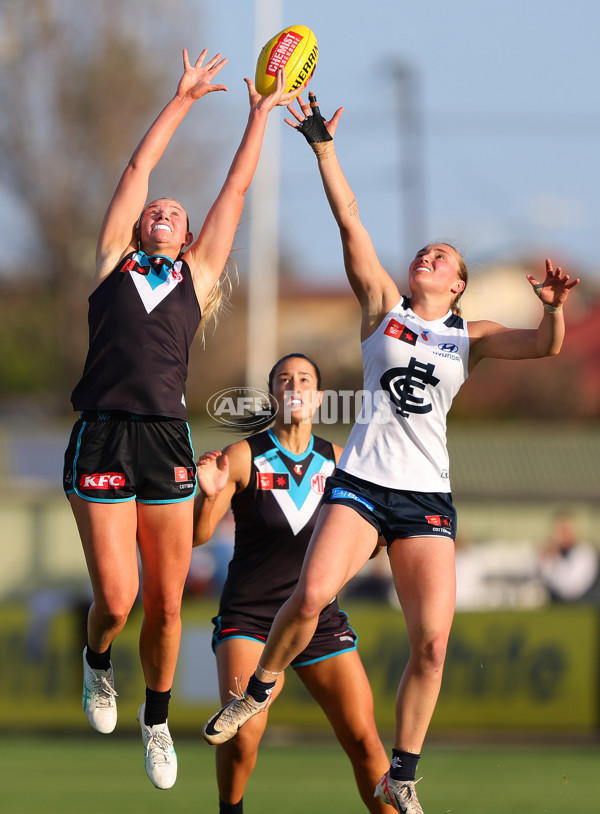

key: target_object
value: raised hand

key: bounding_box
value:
[284,91,344,143]
[527,259,580,310]
[196,450,230,498]
[244,68,304,113]
[176,48,229,101]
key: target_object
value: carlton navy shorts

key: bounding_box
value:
[211,607,358,669]
[63,411,196,504]
[322,468,457,544]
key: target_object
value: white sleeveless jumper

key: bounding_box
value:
[338,296,470,493]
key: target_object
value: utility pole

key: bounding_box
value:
[246,0,282,388]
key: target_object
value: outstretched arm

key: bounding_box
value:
[95,48,228,289]
[285,92,399,339]
[185,69,302,309]
[468,259,580,368]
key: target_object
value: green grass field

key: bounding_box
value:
[2,734,600,813]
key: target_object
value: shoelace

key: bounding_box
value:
[145,729,174,764]
[215,676,262,727]
[227,675,245,701]
[379,776,423,814]
[91,674,118,706]
[395,779,424,814]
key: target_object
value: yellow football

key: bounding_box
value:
[255,24,318,98]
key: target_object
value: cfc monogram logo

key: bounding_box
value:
[380,357,440,418]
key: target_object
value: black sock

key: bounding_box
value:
[85,644,111,672]
[219,799,243,814]
[390,748,421,781]
[246,673,276,703]
[144,688,171,726]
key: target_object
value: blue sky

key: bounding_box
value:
[4,0,598,291]
[196,0,599,287]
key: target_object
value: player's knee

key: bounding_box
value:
[96,604,131,632]
[292,586,329,621]
[415,631,448,672]
[142,597,182,628]
[342,730,382,767]
[228,728,260,767]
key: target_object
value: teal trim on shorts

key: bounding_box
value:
[213,633,266,650]
[137,491,196,505]
[292,641,358,669]
[185,421,196,459]
[71,491,135,504]
[212,633,357,668]
[66,415,197,504]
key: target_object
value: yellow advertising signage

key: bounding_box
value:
[0,602,597,734]
[347,604,600,732]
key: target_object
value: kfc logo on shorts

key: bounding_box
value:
[174,466,195,482]
[80,472,126,490]
[311,473,327,495]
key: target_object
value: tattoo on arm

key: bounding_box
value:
[348,198,358,218]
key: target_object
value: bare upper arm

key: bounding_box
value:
[338,225,401,340]
[194,439,252,540]
[224,439,253,494]
[332,443,344,465]
[183,181,246,308]
[468,319,543,369]
[93,164,148,292]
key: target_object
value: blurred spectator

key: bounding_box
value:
[538,511,599,602]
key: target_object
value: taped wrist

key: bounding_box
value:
[311,141,335,160]
[296,92,334,159]
[533,282,561,313]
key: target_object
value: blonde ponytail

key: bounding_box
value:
[198,255,238,344]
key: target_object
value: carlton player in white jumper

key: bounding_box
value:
[201,92,580,814]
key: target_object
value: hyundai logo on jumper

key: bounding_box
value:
[207,387,275,427]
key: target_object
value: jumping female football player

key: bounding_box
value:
[201,91,579,813]
[63,48,299,790]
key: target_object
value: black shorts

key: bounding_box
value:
[322,468,457,544]
[63,411,196,504]
[211,608,357,669]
